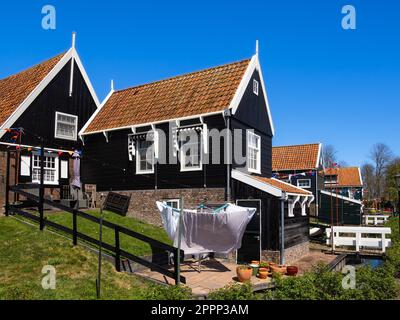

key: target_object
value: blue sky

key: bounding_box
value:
[0,0,399,166]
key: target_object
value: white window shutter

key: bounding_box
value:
[61,160,69,179]
[128,135,135,161]
[154,130,159,159]
[203,123,208,154]
[54,157,59,185]
[20,156,31,176]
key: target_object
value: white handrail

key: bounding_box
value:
[363,215,390,226]
[326,226,391,253]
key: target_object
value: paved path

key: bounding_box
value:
[136,259,273,297]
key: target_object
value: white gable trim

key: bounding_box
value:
[72,48,101,107]
[316,143,323,169]
[358,167,363,186]
[232,170,282,197]
[0,48,100,140]
[320,190,362,205]
[229,54,275,136]
[79,88,114,140]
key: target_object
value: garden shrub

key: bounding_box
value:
[263,264,397,300]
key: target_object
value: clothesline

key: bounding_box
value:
[164,202,230,214]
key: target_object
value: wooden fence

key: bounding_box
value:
[5,150,185,284]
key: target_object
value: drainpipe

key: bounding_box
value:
[280,192,287,265]
[224,109,232,202]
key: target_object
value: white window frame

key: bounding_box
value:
[180,129,203,172]
[54,111,78,141]
[163,199,181,210]
[32,154,59,185]
[325,175,338,184]
[297,179,311,188]
[136,138,155,175]
[247,131,261,174]
[253,79,259,96]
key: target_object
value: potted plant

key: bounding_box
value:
[236,265,252,282]
[286,266,298,276]
[258,267,269,279]
[270,264,287,275]
[259,261,270,270]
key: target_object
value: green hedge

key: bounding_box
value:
[209,218,400,300]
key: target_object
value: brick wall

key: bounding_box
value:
[0,152,17,214]
[262,241,309,265]
[97,188,226,226]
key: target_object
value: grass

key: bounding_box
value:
[28,209,171,257]
[0,216,158,300]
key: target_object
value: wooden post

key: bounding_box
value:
[39,141,45,231]
[5,151,11,217]
[72,209,78,245]
[381,233,386,253]
[355,231,360,252]
[115,226,121,272]
[72,187,79,245]
[96,196,104,299]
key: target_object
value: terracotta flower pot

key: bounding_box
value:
[270,265,287,275]
[236,266,252,283]
[286,266,298,276]
[258,267,269,279]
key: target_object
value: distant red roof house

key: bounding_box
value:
[324,167,363,187]
[272,143,322,171]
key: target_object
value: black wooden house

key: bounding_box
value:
[0,36,99,208]
[80,47,314,264]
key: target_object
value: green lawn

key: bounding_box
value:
[0,216,157,300]
[29,209,171,257]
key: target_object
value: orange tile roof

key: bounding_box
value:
[84,58,251,133]
[253,176,312,195]
[272,143,321,171]
[0,53,65,127]
[324,167,362,187]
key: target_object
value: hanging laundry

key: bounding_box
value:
[156,202,255,255]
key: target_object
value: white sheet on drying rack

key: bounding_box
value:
[156,202,255,255]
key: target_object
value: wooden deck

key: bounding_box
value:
[135,258,274,297]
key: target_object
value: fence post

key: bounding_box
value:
[115,226,121,272]
[72,210,78,245]
[173,248,179,285]
[381,233,386,253]
[39,141,45,231]
[5,151,11,217]
[355,231,360,252]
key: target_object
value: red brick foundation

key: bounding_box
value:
[96,188,226,226]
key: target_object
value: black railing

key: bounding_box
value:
[5,150,185,284]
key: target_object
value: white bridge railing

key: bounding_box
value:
[326,226,392,253]
[363,215,390,226]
